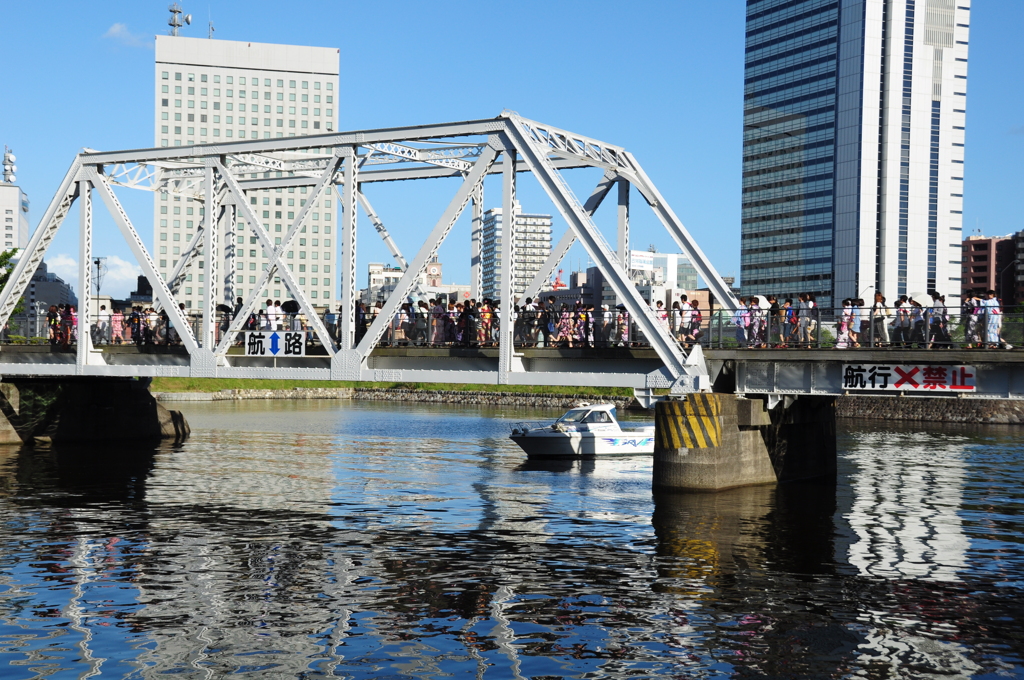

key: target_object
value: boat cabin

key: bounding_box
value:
[554,404,619,431]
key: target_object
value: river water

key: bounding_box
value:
[0,400,1021,679]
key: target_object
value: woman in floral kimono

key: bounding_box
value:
[557,304,575,347]
[110,308,125,345]
[477,300,492,346]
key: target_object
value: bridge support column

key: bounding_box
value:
[653,394,835,492]
[0,378,189,445]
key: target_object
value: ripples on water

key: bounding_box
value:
[0,400,1021,678]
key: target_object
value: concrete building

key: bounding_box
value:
[26,260,77,310]
[481,207,552,300]
[153,35,339,310]
[130,276,154,306]
[361,260,470,306]
[630,250,698,290]
[1,148,30,250]
[960,235,1014,302]
[1014,231,1024,308]
[740,0,971,310]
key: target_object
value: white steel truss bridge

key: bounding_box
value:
[0,112,739,394]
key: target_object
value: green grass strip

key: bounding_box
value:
[149,377,635,397]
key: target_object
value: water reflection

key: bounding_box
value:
[0,403,1019,678]
[839,427,970,582]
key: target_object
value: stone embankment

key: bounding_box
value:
[153,388,1024,424]
[154,387,634,409]
[836,395,1024,424]
[154,388,356,401]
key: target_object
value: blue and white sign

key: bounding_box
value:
[245,331,306,357]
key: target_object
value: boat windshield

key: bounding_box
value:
[557,409,590,423]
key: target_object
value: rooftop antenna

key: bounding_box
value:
[208,20,214,38]
[168,3,192,36]
[2,147,15,184]
[208,7,214,39]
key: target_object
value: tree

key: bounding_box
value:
[0,249,25,315]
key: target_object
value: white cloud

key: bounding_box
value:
[47,254,78,283]
[103,23,153,49]
[45,254,141,297]
[101,255,142,287]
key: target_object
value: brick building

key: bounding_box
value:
[961,235,1015,303]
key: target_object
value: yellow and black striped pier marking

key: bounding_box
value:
[656,394,722,450]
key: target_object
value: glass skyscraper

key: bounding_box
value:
[740,0,970,309]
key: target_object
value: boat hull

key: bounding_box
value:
[510,430,655,459]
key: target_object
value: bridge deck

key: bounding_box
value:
[2,344,1023,398]
[2,345,1022,362]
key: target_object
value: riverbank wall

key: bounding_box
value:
[152,388,1024,424]
[834,395,1024,424]
[154,387,635,410]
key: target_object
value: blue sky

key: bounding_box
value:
[1,1,1021,298]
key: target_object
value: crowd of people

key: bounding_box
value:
[358,288,1015,351]
[729,289,1013,349]
[8,288,1015,352]
[84,304,186,347]
[355,295,706,349]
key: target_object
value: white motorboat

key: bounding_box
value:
[509,403,655,459]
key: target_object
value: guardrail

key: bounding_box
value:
[361,306,1022,351]
[4,305,1019,352]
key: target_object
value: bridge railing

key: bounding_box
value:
[4,305,1018,352]
[352,306,1022,351]
[0,310,331,350]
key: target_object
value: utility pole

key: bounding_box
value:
[93,256,106,297]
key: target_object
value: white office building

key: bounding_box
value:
[480,207,552,300]
[740,0,970,307]
[153,35,339,309]
[0,184,29,251]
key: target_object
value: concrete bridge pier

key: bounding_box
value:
[0,377,189,445]
[652,393,836,492]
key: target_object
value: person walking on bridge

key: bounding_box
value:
[732,298,749,347]
[46,305,59,346]
[892,296,910,346]
[926,292,948,348]
[982,290,1005,349]
[870,293,890,347]
[110,307,124,345]
[797,293,817,347]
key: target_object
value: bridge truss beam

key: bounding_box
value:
[0,113,738,389]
